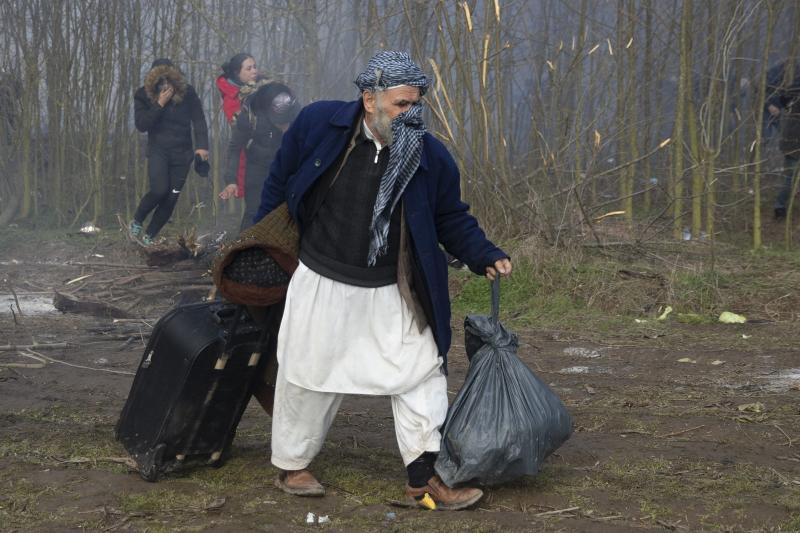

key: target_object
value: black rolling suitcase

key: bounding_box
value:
[115,301,270,481]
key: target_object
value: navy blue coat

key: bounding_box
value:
[256,99,508,370]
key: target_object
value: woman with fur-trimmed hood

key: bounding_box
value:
[130,58,209,244]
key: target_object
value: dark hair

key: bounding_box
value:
[221,53,254,80]
[151,58,173,69]
[156,76,170,93]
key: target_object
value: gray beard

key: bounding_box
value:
[373,106,394,146]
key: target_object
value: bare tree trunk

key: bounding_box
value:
[688,100,703,238]
[624,0,638,223]
[672,0,693,240]
[642,0,654,213]
[753,2,778,250]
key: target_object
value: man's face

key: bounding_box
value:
[367,85,421,120]
[364,86,421,145]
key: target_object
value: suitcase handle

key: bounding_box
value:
[213,307,246,370]
[213,305,238,323]
[221,306,245,348]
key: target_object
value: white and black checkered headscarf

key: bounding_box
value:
[354,51,429,266]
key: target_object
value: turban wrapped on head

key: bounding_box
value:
[354,51,429,96]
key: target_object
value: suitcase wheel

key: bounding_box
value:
[138,443,167,482]
[210,446,231,468]
[210,433,236,469]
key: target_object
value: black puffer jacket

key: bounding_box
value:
[134,64,209,152]
[224,81,299,185]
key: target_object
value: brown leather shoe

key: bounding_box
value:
[274,469,325,497]
[405,475,483,510]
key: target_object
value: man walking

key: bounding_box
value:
[256,51,511,510]
[766,60,800,220]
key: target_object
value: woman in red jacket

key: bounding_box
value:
[216,53,258,200]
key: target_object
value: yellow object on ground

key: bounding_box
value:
[420,493,437,510]
[657,306,673,321]
[719,311,746,324]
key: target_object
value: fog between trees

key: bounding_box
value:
[0,0,798,248]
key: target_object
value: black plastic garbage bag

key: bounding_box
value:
[435,278,573,486]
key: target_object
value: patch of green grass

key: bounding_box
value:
[751,246,800,267]
[390,515,505,533]
[117,487,210,514]
[315,462,401,505]
[638,498,674,523]
[588,457,689,509]
[450,238,800,344]
[777,488,800,514]
[191,453,274,492]
[0,478,60,529]
[0,225,122,257]
[1,408,125,469]
[296,443,409,504]
[780,513,800,532]
[450,258,611,330]
[582,458,800,529]
[600,457,677,490]
[451,251,687,338]
[670,270,730,315]
[0,433,126,470]
[13,405,115,426]
[675,312,713,324]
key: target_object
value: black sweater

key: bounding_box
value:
[300,124,401,287]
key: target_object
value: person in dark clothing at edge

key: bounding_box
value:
[130,59,209,245]
[257,51,512,510]
[219,80,300,230]
[216,53,259,204]
[762,62,787,143]
[766,60,800,220]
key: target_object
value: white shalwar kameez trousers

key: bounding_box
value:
[270,261,448,470]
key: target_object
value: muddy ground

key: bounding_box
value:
[1,229,799,532]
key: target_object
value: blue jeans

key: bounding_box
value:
[775,155,800,211]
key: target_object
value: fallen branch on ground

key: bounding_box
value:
[111,318,157,324]
[57,456,138,469]
[618,429,652,435]
[23,348,135,375]
[773,424,794,447]
[655,425,706,439]
[535,506,580,517]
[7,282,23,316]
[66,261,156,269]
[0,351,46,368]
[0,342,68,351]
[54,290,131,319]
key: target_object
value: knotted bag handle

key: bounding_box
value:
[491,275,500,323]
